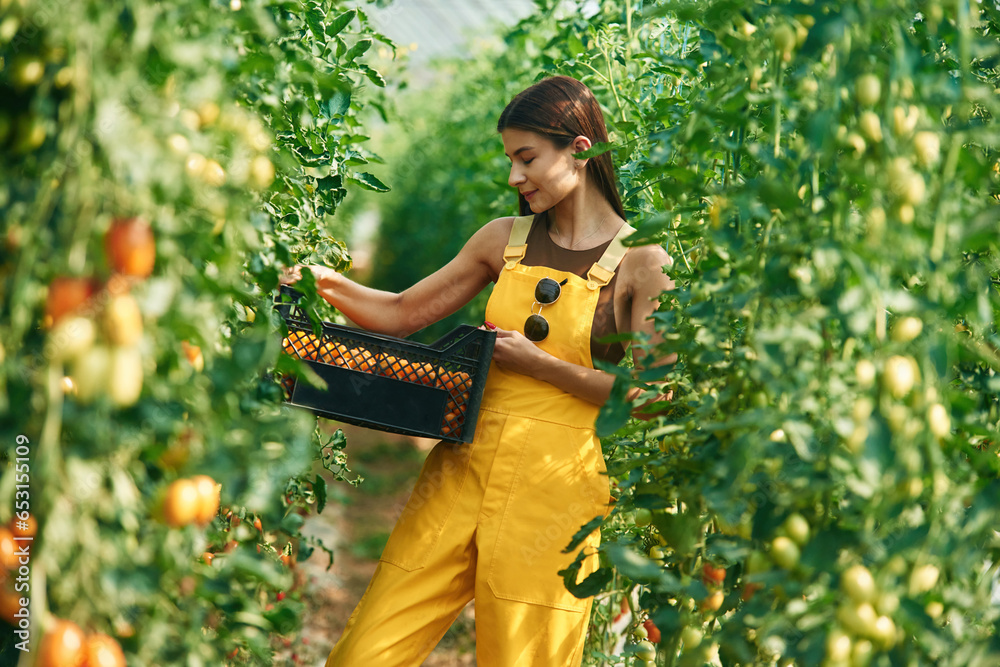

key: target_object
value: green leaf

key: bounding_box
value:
[573,141,615,159]
[313,473,327,513]
[348,171,390,192]
[326,9,356,37]
[344,37,372,64]
[360,63,386,87]
[563,515,604,552]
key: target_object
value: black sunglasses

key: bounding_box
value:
[524,277,567,342]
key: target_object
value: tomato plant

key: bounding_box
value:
[379,1,999,665]
[1,0,388,663]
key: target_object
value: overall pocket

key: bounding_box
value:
[487,419,608,611]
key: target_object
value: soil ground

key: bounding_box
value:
[292,423,477,666]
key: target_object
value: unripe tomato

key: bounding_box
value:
[782,513,810,546]
[772,23,796,59]
[648,545,665,561]
[83,633,126,667]
[72,346,111,403]
[770,536,800,570]
[104,294,143,346]
[851,638,874,667]
[634,508,653,527]
[191,475,221,525]
[45,277,96,327]
[108,346,144,407]
[858,111,882,142]
[927,403,950,438]
[46,316,97,363]
[105,217,155,278]
[913,130,940,167]
[249,155,276,189]
[825,627,852,662]
[892,104,920,137]
[909,563,940,594]
[11,57,44,88]
[883,355,917,398]
[836,601,877,637]
[855,359,876,388]
[680,624,703,648]
[855,74,881,106]
[890,316,923,342]
[634,640,656,661]
[633,624,648,640]
[871,615,897,649]
[37,619,86,667]
[840,564,876,603]
[203,159,227,187]
[162,479,201,527]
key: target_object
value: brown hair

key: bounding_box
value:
[497,76,625,218]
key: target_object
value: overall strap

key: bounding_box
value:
[502,215,534,270]
[586,223,636,289]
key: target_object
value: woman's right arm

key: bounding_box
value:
[281,217,514,338]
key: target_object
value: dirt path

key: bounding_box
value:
[294,424,477,666]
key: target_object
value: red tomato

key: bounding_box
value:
[105,217,155,278]
[643,618,662,643]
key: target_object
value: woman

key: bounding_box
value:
[281,75,673,666]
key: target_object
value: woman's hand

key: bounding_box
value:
[484,324,547,377]
[279,264,337,289]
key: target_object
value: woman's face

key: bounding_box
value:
[501,128,584,213]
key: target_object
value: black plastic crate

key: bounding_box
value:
[274,287,495,443]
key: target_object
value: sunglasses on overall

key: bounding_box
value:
[524,277,568,342]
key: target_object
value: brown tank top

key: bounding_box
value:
[520,213,627,365]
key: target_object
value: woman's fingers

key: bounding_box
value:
[279,265,302,285]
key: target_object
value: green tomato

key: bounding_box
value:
[634,508,653,527]
[782,513,810,546]
[840,564,876,603]
[855,73,881,106]
[770,536,800,570]
[634,640,656,662]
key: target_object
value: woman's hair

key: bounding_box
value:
[497,75,625,219]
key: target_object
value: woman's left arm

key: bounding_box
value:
[489,244,675,406]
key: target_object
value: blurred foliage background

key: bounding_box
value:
[3,0,1000,665]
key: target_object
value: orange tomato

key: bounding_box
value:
[105,217,156,278]
[282,331,319,360]
[162,479,201,527]
[45,276,96,327]
[190,474,221,526]
[37,619,87,667]
[344,347,374,372]
[83,633,126,667]
[0,527,20,569]
[318,341,347,366]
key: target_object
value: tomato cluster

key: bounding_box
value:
[44,217,159,408]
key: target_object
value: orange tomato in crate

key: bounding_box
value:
[282,331,320,360]
[318,340,348,366]
[343,346,375,372]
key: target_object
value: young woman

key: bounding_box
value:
[281,75,673,666]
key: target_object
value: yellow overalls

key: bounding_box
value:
[326,215,634,666]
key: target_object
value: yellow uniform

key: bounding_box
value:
[327,215,633,666]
